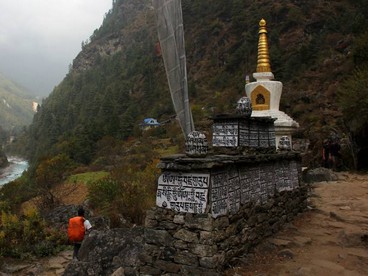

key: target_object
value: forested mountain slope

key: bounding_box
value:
[0,73,36,132]
[21,0,368,169]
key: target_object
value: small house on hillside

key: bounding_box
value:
[140,118,160,130]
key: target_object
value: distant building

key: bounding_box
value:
[140,118,160,130]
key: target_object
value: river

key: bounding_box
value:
[0,156,29,186]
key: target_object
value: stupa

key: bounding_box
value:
[245,19,299,148]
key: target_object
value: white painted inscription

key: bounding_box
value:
[211,161,300,218]
[212,123,239,147]
[211,171,229,218]
[156,172,209,214]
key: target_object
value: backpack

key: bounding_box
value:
[68,216,85,242]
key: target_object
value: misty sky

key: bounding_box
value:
[0,0,112,97]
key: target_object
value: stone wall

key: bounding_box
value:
[140,153,308,275]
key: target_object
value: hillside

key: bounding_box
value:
[0,73,37,132]
[19,0,368,169]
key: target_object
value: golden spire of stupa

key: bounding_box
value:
[256,19,271,73]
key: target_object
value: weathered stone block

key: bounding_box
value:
[257,213,269,223]
[144,244,161,257]
[213,230,227,242]
[271,206,284,215]
[268,216,279,225]
[248,231,258,241]
[227,235,241,247]
[112,256,122,267]
[173,229,198,243]
[255,224,265,235]
[225,247,247,262]
[213,216,229,229]
[145,218,158,228]
[145,209,159,228]
[219,238,230,250]
[159,221,178,230]
[124,267,137,276]
[139,266,161,275]
[154,260,181,273]
[225,224,237,236]
[173,240,188,250]
[271,221,282,233]
[185,214,213,231]
[199,253,225,269]
[145,209,156,220]
[139,251,153,264]
[286,214,294,222]
[262,198,275,210]
[173,215,185,224]
[191,244,217,257]
[264,228,273,237]
[157,208,175,220]
[181,265,221,276]
[174,252,198,266]
[145,229,173,246]
[240,231,250,243]
[199,231,214,245]
[111,267,125,276]
[162,246,176,261]
[247,215,257,227]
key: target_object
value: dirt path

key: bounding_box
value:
[0,250,73,275]
[226,172,368,275]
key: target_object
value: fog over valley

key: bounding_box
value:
[0,0,112,97]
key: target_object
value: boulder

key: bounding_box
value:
[63,227,145,276]
[302,167,338,183]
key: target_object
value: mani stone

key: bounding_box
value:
[236,96,252,117]
[185,131,208,157]
[278,135,291,151]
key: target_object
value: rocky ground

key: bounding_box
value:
[0,250,73,276]
[1,171,367,275]
[226,171,368,275]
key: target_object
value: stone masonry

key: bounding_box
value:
[140,153,308,275]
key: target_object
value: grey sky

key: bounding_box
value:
[0,0,112,97]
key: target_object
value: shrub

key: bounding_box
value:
[35,154,76,210]
[0,208,67,258]
[87,177,120,212]
[87,159,159,226]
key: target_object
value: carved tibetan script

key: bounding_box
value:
[156,172,210,214]
[212,123,239,147]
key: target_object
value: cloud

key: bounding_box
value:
[0,0,112,96]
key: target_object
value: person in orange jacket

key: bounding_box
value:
[68,207,92,260]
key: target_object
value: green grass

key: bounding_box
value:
[67,171,109,185]
[156,145,181,156]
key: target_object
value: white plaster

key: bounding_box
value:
[251,110,299,128]
[245,81,283,111]
[245,72,299,149]
[253,72,274,81]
